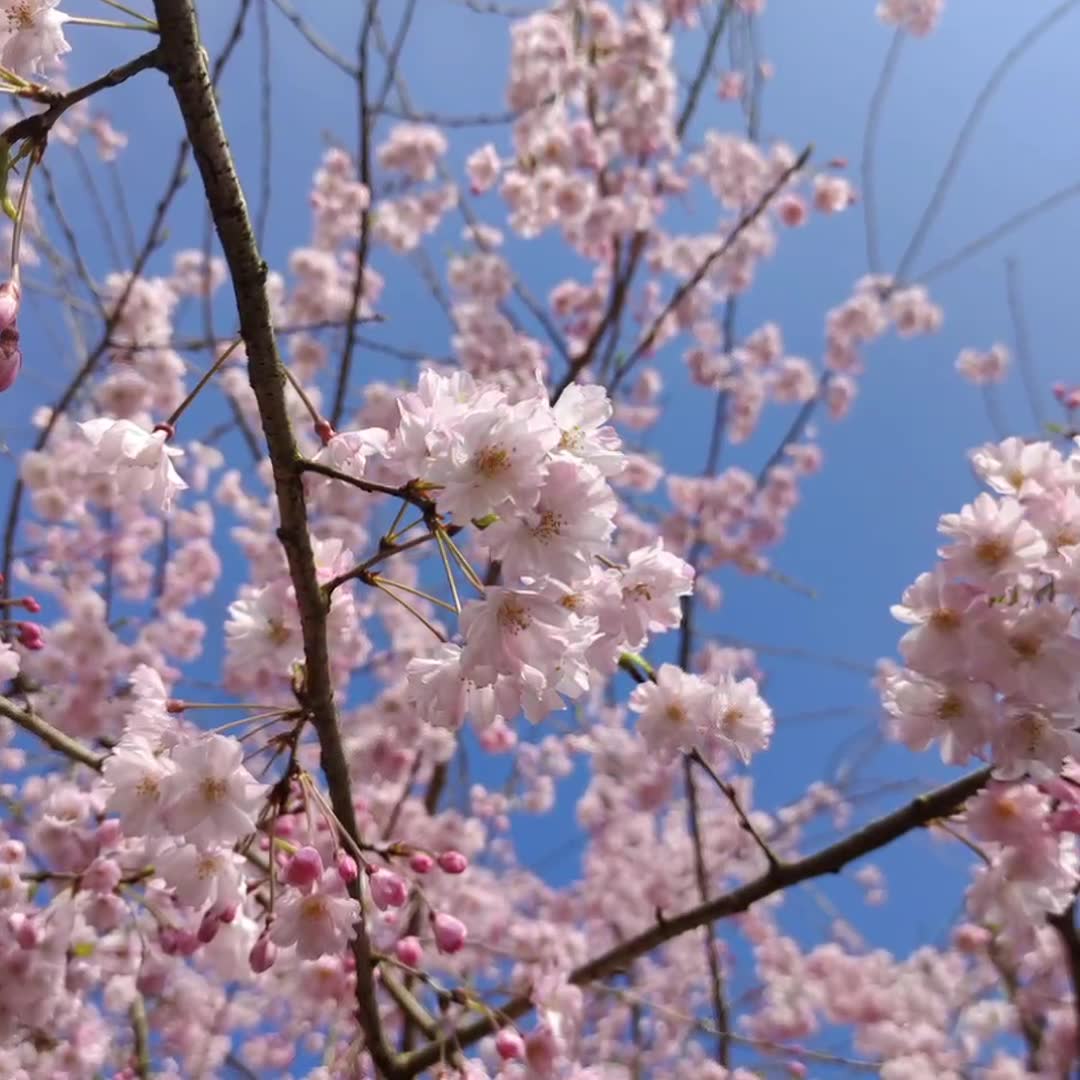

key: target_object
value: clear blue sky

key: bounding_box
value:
[5,0,1080,1066]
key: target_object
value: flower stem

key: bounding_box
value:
[164,336,244,428]
[66,15,159,31]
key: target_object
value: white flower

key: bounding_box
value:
[551,383,625,478]
[270,870,361,959]
[0,1,71,77]
[102,740,175,837]
[163,734,266,847]
[619,541,695,648]
[156,843,244,911]
[78,418,188,512]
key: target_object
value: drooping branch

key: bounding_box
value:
[149,3,397,1074]
[395,764,991,1075]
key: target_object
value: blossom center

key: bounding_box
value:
[559,427,585,453]
[530,510,564,542]
[497,598,531,633]
[266,619,291,646]
[200,776,228,803]
[973,537,1010,568]
[7,5,34,31]
[930,608,960,632]
[665,703,687,725]
[135,776,160,799]
[937,692,963,720]
[1008,634,1040,661]
[625,582,653,602]
[473,445,511,478]
[301,894,328,921]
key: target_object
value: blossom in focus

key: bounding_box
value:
[0,0,71,76]
[270,870,361,959]
[78,418,189,512]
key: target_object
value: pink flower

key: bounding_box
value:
[395,935,422,966]
[156,843,244,910]
[484,459,616,583]
[102,739,175,837]
[551,384,625,478]
[882,670,994,765]
[437,850,468,874]
[271,871,361,959]
[629,664,714,759]
[427,397,559,522]
[891,566,983,679]
[163,734,266,847]
[466,144,501,194]
[957,344,1009,385]
[710,673,774,763]
[78,418,189,512]
[938,493,1048,589]
[991,701,1080,782]
[619,542,695,648]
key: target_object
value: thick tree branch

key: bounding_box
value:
[0,695,104,771]
[150,3,398,1075]
[395,765,991,1075]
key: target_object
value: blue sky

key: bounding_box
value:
[5,0,1080,1067]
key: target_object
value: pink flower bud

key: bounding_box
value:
[0,280,21,330]
[314,418,335,445]
[335,850,359,884]
[95,819,123,851]
[82,856,122,893]
[165,699,185,713]
[17,622,43,650]
[0,323,19,393]
[394,935,423,967]
[1053,381,1069,403]
[12,914,39,950]
[249,934,277,973]
[197,911,222,944]
[431,911,467,954]
[495,1028,525,1061]
[409,852,434,874]
[437,850,468,875]
[368,867,408,910]
[217,904,238,924]
[20,597,39,613]
[0,839,23,864]
[777,193,807,228]
[283,846,324,889]
[159,927,199,956]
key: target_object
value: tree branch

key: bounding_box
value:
[395,765,991,1075]
[0,695,104,771]
[150,3,398,1074]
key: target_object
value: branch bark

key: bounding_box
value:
[395,765,991,1075]
[0,695,104,771]
[150,3,397,1074]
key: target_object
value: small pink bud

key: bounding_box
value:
[437,850,468,875]
[786,1063,808,1078]
[335,851,359,884]
[82,856,122,894]
[216,903,238,924]
[314,418,335,445]
[777,194,807,228]
[1053,381,1069,403]
[0,280,21,330]
[283,846,324,889]
[165,699,185,714]
[249,934,277,973]
[431,911,467,954]
[394,935,423,967]
[368,868,408,911]
[197,911,222,944]
[1067,390,1080,412]
[20,597,39,614]
[95,819,123,851]
[17,622,43,650]
[495,1028,525,1061]
[0,326,20,393]
[409,852,434,874]
[13,914,40,950]
[159,927,199,956]
[136,967,167,996]
[0,839,24,864]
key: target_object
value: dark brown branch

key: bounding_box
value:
[150,3,397,1074]
[3,48,162,147]
[395,766,991,1075]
